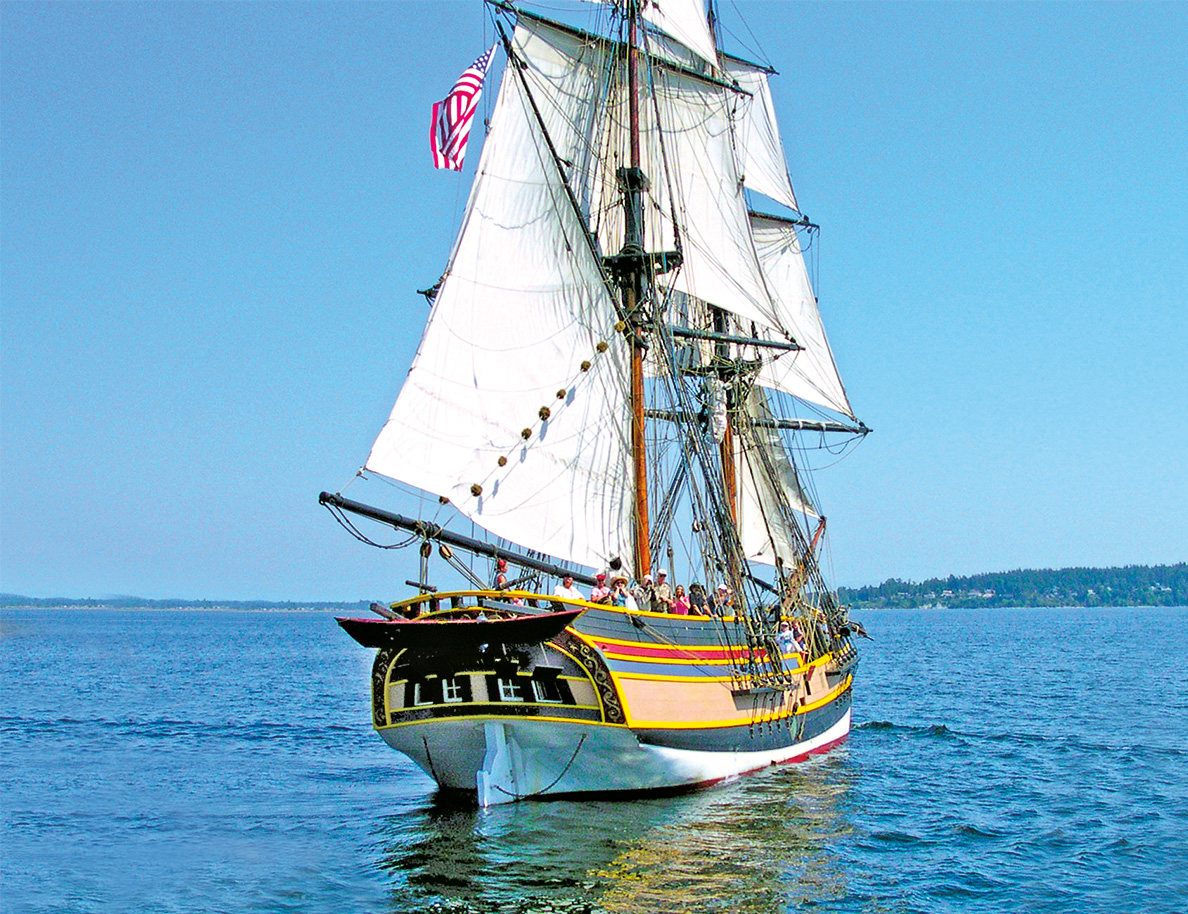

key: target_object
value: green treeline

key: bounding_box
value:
[838,563,1187,609]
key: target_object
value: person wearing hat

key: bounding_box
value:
[712,583,734,616]
[589,573,612,604]
[610,575,638,610]
[777,620,805,660]
[653,568,673,613]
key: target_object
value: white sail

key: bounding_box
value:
[723,58,799,212]
[736,388,817,567]
[642,67,787,333]
[750,213,853,417]
[588,0,718,67]
[367,50,635,571]
[640,0,718,66]
[512,17,787,335]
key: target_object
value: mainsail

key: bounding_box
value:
[735,386,817,567]
[366,46,634,570]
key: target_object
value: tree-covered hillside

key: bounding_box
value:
[838,563,1187,609]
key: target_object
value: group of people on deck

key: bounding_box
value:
[550,568,740,617]
[491,559,812,661]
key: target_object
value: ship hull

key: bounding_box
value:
[361,591,857,806]
[381,698,851,806]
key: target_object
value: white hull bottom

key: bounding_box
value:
[379,708,851,807]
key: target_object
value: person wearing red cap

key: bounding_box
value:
[589,573,612,604]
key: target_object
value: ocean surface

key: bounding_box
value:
[2,606,1185,914]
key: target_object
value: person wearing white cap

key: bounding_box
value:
[712,583,734,616]
[653,568,673,613]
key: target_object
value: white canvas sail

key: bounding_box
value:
[588,0,719,67]
[750,213,853,417]
[641,67,787,334]
[367,52,635,571]
[736,388,817,566]
[723,57,799,212]
[640,0,718,66]
[512,17,788,335]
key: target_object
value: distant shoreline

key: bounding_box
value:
[4,562,1185,611]
[838,562,1185,609]
[0,596,370,612]
[0,604,345,612]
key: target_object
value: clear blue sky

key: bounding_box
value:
[2,1,1185,601]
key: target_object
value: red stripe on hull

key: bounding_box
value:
[595,641,773,662]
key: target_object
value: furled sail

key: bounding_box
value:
[366,48,635,571]
[735,387,817,566]
[749,213,853,417]
[722,57,799,212]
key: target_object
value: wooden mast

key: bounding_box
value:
[625,0,650,578]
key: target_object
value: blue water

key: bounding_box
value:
[2,607,1185,913]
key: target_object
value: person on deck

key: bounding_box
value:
[712,584,734,616]
[589,573,612,604]
[777,621,805,654]
[633,574,654,611]
[653,569,673,612]
[610,575,638,610]
[688,583,708,616]
[553,574,585,601]
[672,584,690,615]
[492,558,523,605]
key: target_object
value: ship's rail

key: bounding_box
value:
[386,587,774,626]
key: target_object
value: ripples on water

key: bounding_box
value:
[1,607,1186,913]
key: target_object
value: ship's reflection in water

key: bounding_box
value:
[374,749,854,913]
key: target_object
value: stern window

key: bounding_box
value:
[412,681,434,706]
[532,678,562,703]
[497,678,523,702]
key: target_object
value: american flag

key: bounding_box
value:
[430,45,497,171]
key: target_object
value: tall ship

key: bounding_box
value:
[322,0,869,806]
